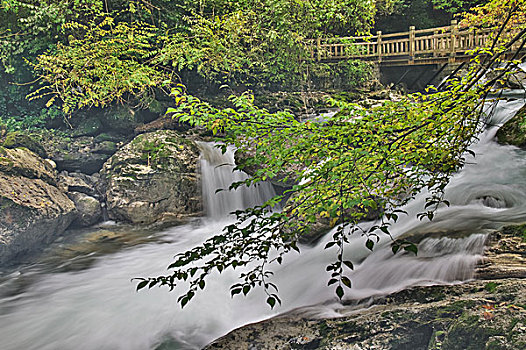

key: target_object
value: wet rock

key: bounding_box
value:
[205,279,526,350]
[0,147,76,265]
[477,195,508,209]
[476,224,526,280]
[68,192,102,227]
[101,130,201,225]
[205,226,526,349]
[486,68,526,90]
[496,104,526,148]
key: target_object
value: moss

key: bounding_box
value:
[427,330,446,350]
[2,131,47,158]
[442,311,503,350]
[496,105,526,148]
[485,282,499,293]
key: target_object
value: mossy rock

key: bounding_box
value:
[496,104,526,147]
[101,130,202,224]
[73,117,103,137]
[2,131,47,158]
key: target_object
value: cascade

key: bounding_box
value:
[197,142,276,218]
[0,98,525,349]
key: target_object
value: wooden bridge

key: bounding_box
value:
[313,20,524,66]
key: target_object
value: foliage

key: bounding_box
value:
[28,0,385,114]
[462,0,526,28]
[375,0,484,32]
[431,0,484,14]
[136,4,526,306]
[29,15,172,114]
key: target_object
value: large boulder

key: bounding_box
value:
[101,130,201,225]
[1,131,47,158]
[0,147,76,265]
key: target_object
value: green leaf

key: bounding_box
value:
[136,280,148,291]
[404,244,418,255]
[336,285,344,300]
[365,239,374,251]
[341,276,352,289]
[343,260,354,270]
[266,296,276,308]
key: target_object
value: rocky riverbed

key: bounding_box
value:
[206,225,526,350]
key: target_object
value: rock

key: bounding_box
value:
[68,192,102,227]
[101,130,201,225]
[72,117,104,137]
[41,133,127,174]
[0,146,57,185]
[203,226,526,349]
[1,131,47,158]
[44,158,56,170]
[0,148,76,265]
[57,171,101,198]
[486,68,526,90]
[134,115,192,134]
[496,104,526,148]
[98,105,158,135]
[476,224,526,280]
[205,279,526,350]
[92,140,117,155]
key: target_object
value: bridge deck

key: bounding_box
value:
[312,21,524,66]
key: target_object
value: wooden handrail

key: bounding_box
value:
[312,20,525,65]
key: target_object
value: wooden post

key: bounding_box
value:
[450,20,458,63]
[409,26,415,64]
[433,30,438,57]
[377,31,382,63]
[317,37,321,61]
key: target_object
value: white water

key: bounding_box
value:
[0,98,525,349]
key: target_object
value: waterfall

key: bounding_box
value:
[197,142,276,219]
[0,97,525,350]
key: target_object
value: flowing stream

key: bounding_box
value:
[0,97,526,349]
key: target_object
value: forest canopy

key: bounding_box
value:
[0,0,488,120]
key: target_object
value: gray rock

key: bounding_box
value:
[0,146,57,185]
[68,192,102,227]
[41,134,126,174]
[57,171,101,198]
[73,117,104,137]
[101,130,202,225]
[0,147,76,265]
[496,104,526,148]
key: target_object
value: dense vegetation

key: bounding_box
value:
[0,0,488,128]
[0,0,387,124]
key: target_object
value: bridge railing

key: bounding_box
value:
[312,21,523,64]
